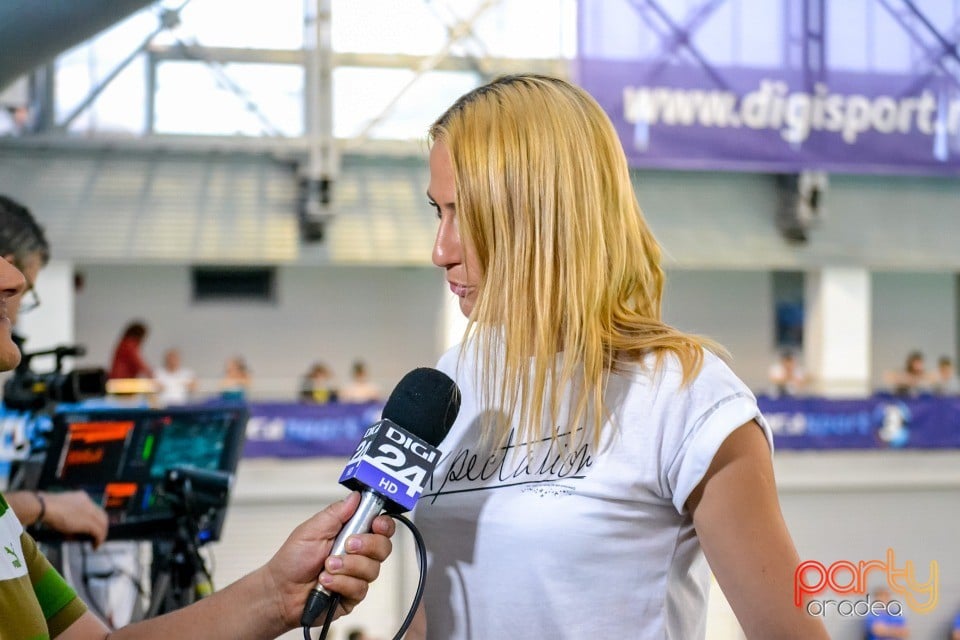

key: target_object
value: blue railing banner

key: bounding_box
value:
[239,396,960,458]
[759,395,960,450]
[5,396,960,466]
[243,401,385,458]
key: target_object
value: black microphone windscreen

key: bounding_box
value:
[382,367,460,447]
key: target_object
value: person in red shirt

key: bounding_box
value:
[108,320,152,379]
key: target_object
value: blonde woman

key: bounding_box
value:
[411,75,828,639]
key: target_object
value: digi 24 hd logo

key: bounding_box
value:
[339,419,441,512]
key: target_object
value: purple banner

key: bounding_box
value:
[237,396,960,458]
[578,61,960,175]
[760,395,960,450]
[577,1,960,175]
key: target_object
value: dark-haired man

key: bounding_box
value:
[0,254,395,639]
[0,194,109,545]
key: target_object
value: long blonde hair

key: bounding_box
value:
[430,75,721,449]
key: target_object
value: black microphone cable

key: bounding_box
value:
[302,513,427,640]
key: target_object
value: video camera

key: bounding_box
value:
[3,345,107,412]
[161,465,234,535]
[30,407,247,618]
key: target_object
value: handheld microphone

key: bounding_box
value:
[300,367,460,627]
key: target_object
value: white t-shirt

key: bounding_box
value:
[154,367,196,406]
[414,346,772,640]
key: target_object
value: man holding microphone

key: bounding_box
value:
[0,198,396,639]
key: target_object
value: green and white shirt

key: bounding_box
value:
[0,492,87,639]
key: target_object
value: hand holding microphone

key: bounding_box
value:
[259,491,396,634]
[300,367,460,630]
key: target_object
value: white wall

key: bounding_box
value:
[775,451,960,640]
[66,266,960,398]
[635,170,960,271]
[68,265,781,398]
[662,269,775,392]
[72,265,447,399]
[662,269,960,395]
[871,271,957,391]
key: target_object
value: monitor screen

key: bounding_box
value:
[36,406,247,542]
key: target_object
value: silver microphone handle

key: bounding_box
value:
[317,490,386,596]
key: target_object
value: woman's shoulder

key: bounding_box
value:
[620,348,748,399]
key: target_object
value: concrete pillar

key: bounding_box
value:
[804,267,871,397]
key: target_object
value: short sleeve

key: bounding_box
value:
[22,532,88,634]
[662,355,773,514]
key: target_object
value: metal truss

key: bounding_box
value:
[17,0,571,161]
[877,0,960,96]
[620,0,829,93]
[625,0,733,89]
[58,2,190,131]
[346,0,502,146]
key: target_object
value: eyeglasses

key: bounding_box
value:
[19,280,40,314]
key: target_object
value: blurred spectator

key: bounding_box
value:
[108,320,152,380]
[339,360,381,403]
[155,347,198,406]
[863,587,909,639]
[1,105,31,136]
[767,349,808,397]
[932,356,960,396]
[952,609,960,640]
[884,351,932,397]
[299,361,338,404]
[219,355,251,401]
